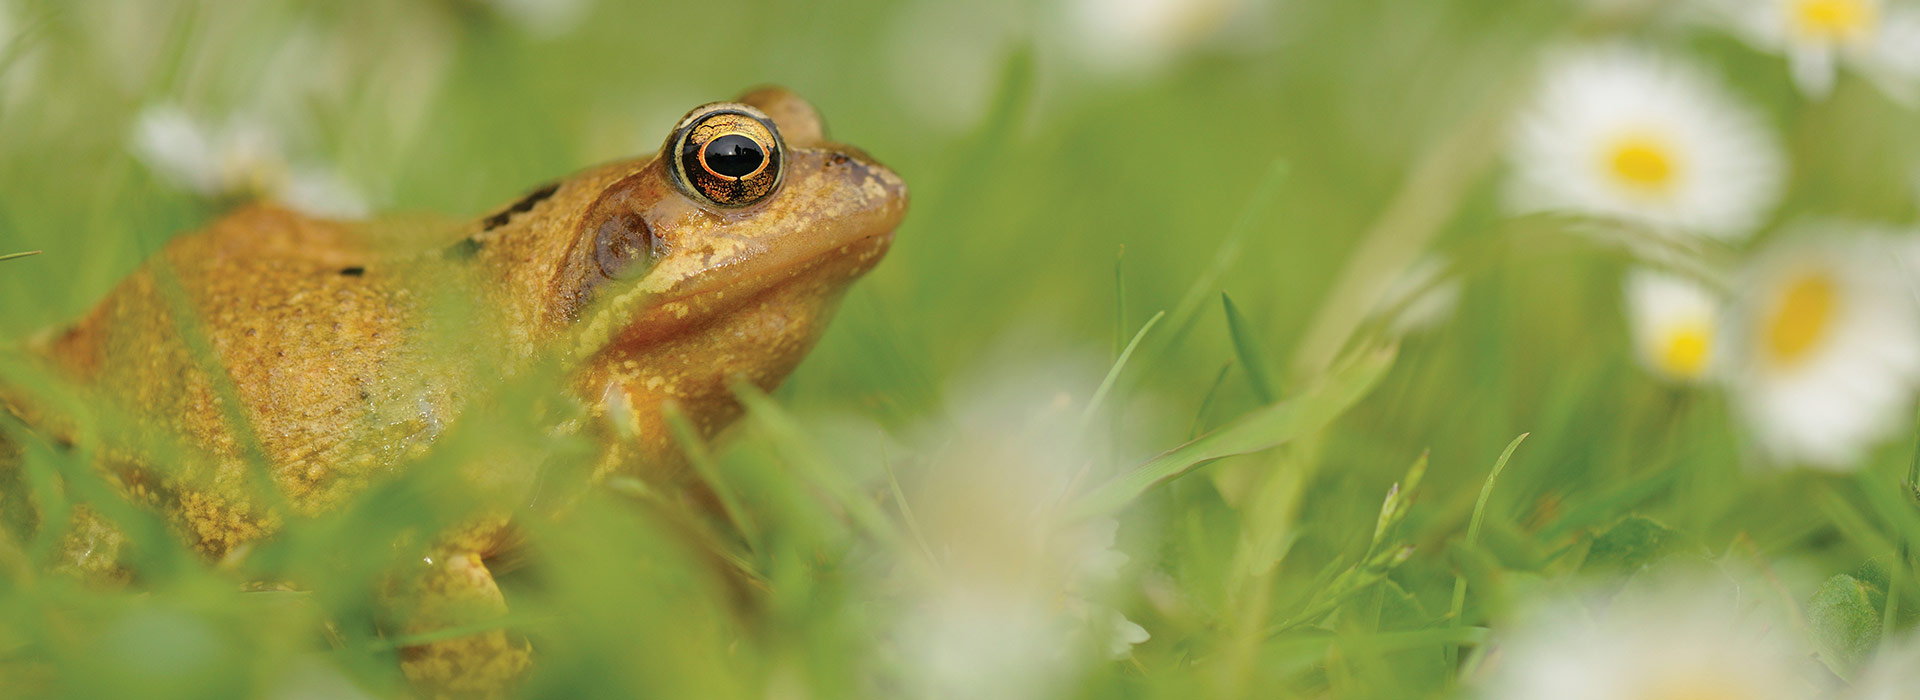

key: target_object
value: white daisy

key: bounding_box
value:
[480,0,596,38]
[1723,227,1920,469]
[1577,0,1668,18]
[1710,0,1920,102]
[884,0,1025,132]
[0,1,17,64]
[130,105,368,220]
[1624,269,1724,383]
[1850,634,1920,700]
[269,655,375,700]
[0,0,42,108]
[1056,0,1265,77]
[1483,580,1826,700]
[1506,45,1786,241]
[886,0,1271,131]
[890,358,1148,700]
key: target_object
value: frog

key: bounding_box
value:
[0,86,906,695]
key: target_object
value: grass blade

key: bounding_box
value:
[730,381,905,552]
[1447,432,1529,667]
[1222,292,1276,403]
[1187,361,1234,439]
[1114,246,1128,359]
[1076,310,1165,433]
[662,403,761,553]
[1161,160,1289,344]
[1466,434,1529,544]
[1068,344,1397,520]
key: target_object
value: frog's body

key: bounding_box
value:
[36,207,463,552]
[0,88,905,694]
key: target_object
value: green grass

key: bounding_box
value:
[2,0,1920,698]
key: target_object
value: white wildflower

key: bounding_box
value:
[884,0,1025,132]
[1624,269,1724,383]
[1708,0,1920,102]
[130,105,368,220]
[1723,227,1920,469]
[1056,0,1266,77]
[1849,633,1920,700]
[0,0,42,107]
[482,0,596,38]
[1506,45,1785,240]
[1484,578,1826,700]
[890,358,1148,700]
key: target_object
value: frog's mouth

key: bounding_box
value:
[655,220,895,330]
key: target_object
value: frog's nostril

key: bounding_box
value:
[817,147,906,206]
[833,158,878,184]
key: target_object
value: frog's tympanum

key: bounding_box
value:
[0,87,905,695]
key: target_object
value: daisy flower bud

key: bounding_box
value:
[1623,269,1724,383]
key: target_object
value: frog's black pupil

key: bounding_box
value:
[703,134,765,178]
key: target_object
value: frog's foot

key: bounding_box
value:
[393,549,530,699]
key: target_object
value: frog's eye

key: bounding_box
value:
[668,107,784,208]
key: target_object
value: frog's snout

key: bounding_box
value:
[731,85,906,234]
[819,144,909,236]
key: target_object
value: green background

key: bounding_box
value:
[3,0,1919,698]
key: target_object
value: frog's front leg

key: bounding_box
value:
[391,527,531,698]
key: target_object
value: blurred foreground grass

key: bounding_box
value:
[4,0,1920,698]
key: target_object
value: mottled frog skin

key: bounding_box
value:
[0,87,905,695]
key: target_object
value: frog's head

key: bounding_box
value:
[476,87,905,480]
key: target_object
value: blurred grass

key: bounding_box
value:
[3,0,1920,698]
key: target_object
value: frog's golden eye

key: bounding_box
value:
[668,107,784,208]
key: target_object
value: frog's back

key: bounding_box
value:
[33,205,463,554]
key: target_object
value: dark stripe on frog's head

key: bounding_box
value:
[481,181,561,232]
[455,180,567,260]
[441,237,484,260]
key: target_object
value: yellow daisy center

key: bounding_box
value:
[1763,271,1838,368]
[219,150,290,200]
[1791,0,1877,42]
[1655,321,1715,380]
[1604,134,1680,195]
[1645,687,1749,700]
[1644,674,1753,700]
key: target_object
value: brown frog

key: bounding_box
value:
[0,87,905,694]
